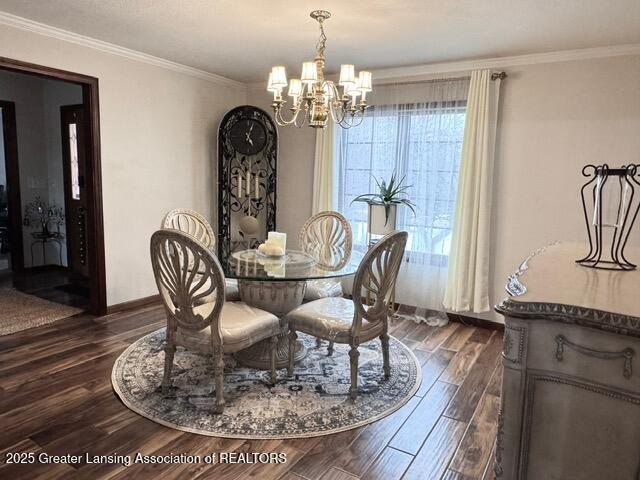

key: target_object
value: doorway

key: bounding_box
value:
[0,100,22,280]
[0,57,106,315]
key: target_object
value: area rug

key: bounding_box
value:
[112,329,421,439]
[0,287,83,336]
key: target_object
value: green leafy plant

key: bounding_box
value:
[351,172,417,226]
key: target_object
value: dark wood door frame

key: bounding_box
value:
[0,100,24,275]
[0,56,107,315]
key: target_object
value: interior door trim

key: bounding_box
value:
[0,100,24,274]
[0,56,107,315]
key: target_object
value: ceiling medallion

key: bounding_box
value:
[267,10,372,129]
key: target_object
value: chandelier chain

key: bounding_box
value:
[315,20,327,59]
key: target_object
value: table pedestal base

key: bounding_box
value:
[234,280,308,370]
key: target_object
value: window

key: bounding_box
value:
[335,99,466,265]
[68,123,80,200]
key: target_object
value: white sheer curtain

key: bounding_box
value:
[444,70,501,313]
[334,77,470,316]
[312,118,335,214]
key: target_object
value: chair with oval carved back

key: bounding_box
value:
[150,229,280,414]
[161,208,240,301]
[299,211,353,354]
[286,230,407,399]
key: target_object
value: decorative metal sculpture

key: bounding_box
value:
[218,106,277,261]
[577,164,640,270]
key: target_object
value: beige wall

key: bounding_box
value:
[0,24,246,305]
[246,87,316,244]
[485,55,640,322]
[250,55,640,323]
[2,19,638,318]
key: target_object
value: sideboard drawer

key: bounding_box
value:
[525,319,640,395]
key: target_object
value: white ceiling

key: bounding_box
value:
[1,0,639,82]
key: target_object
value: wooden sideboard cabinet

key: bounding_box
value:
[494,243,640,480]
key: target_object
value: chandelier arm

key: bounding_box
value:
[337,108,364,129]
[329,97,347,125]
[349,110,366,128]
[274,105,302,126]
[330,105,345,125]
[293,104,308,128]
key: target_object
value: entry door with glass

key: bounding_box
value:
[60,104,89,279]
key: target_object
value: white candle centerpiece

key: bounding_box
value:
[257,231,287,257]
[267,231,286,251]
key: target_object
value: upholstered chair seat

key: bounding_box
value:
[304,278,344,301]
[286,231,408,400]
[162,208,240,302]
[176,302,279,353]
[285,297,382,344]
[150,229,282,414]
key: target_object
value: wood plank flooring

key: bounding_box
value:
[0,305,503,480]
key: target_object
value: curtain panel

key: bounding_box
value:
[333,77,470,312]
[443,69,502,313]
[312,119,335,214]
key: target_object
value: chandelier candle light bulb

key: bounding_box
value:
[267,10,372,129]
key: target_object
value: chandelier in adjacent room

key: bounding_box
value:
[266,10,372,129]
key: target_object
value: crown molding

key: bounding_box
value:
[371,44,640,83]
[0,11,244,89]
[245,43,640,89]
[4,9,638,90]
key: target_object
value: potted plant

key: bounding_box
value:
[351,172,416,235]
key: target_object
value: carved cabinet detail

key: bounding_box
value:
[495,243,640,479]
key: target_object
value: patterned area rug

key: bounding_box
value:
[0,287,83,336]
[112,328,421,439]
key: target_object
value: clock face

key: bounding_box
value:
[229,119,267,156]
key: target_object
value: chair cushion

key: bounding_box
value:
[286,297,382,342]
[304,279,343,301]
[175,302,279,354]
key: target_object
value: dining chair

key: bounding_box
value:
[150,229,280,414]
[162,208,240,301]
[299,211,353,354]
[286,230,407,400]
[299,211,352,300]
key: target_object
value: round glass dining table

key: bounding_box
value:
[219,247,362,369]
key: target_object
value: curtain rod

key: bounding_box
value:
[376,70,507,87]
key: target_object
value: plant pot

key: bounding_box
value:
[368,202,397,236]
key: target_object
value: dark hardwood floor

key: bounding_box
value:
[0,304,502,480]
[1,266,90,309]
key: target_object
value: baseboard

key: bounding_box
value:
[447,312,504,331]
[395,302,504,331]
[106,294,161,315]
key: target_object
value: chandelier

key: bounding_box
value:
[266,10,372,129]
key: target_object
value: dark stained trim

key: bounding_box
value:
[106,294,161,315]
[0,100,24,274]
[447,312,504,332]
[0,56,107,315]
